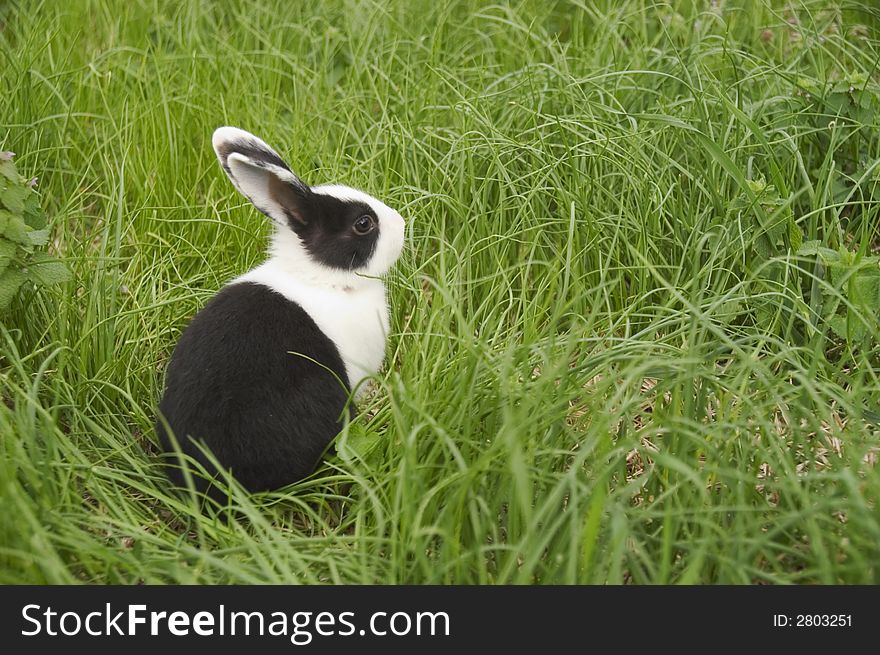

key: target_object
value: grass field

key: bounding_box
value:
[2,0,880,584]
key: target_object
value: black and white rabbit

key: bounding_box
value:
[156,127,405,502]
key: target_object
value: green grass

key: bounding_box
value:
[2,0,880,584]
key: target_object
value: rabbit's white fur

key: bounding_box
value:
[212,126,405,392]
[235,263,389,393]
[234,192,401,392]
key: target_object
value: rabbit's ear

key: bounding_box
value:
[212,127,311,227]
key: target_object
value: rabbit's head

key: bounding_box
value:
[212,127,405,282]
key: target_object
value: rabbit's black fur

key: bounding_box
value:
[156,127,405,505]
[157,282,350,503]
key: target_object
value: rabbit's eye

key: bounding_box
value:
[352,215,375,235]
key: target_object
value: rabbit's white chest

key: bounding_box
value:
[234,264,389,393]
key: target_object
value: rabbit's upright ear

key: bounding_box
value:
[212,127,311,227]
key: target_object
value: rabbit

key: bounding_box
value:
[156,126,405,503]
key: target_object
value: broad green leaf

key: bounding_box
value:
[753,234,772,261]
[27,229,49,246]
[0,183,28,214]
[713,299,742,325]
[0,239,14,276]
[336,421,383,464]
[765,214,786,243]
[28,252,71,286]
[847,72,869,88]
[797,240,822,254]
[796,77,820,94]
[838,313,868,342]
[852,273,880,307]
[797,241,840,263]
[746,177,769,195]
[827,315,847,340]
[0,268,26,309]
[0,159,17,182]
[0,239,15,260]
[22,193,46,229]
[827,263,850,287]
[4,216,31,244]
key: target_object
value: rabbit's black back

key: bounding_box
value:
[157,281,350,502]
